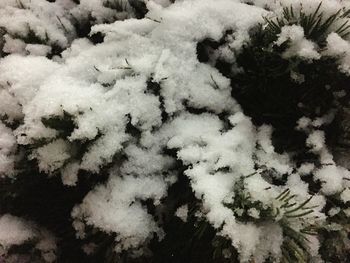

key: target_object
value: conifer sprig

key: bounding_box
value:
[222,178,319,263]
[264,3,350,45]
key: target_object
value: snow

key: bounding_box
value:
[0,55,60,122]
[0,214,35,248]
[2,34,26,55]
[61,161,80,186]
[275,25,320,60]
[1,0,350,261]
[296,115,349,195]
[73,174,169,252]
[31,139,71,174]
[314,160,346,195]
[25,44,52,56]
[175,205,188,222]
[325,32,350,75]
[0,122,16,177]
[340,188,350,203]
[328,207,341,217]
[256,125,293,176]
[0,0,76,52]
[71,0,133,24]
[0,214,57,261]
[298,163,315,175]
[306,130,326,152]
[35,230,57,263]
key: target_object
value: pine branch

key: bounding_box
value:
[264,3,350,45]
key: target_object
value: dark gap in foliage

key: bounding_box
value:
[215,60,232,78]
[196,38,220,63]
[150,173,222,263]
[125,114,142,141]
[146,78,169,122]
[128,0,148,19]
[0,26,65,59]
[71,131,103,161]
[41,111,77,138]
[0,114,23,130]
[0,168,94,262]
[183,100,216,116]
[104,0,129,12]
[72,15,105,45]
[79,227,119,263]
[319,196,350,262]
[196,31,233,64]
[198,18,350,158]
[89,32,105,44]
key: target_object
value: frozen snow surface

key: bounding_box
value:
[1,0,350,262]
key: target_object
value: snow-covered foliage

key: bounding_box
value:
[0,0,76,56]
[0,122,16,177]
[0,214,35,248]
[0,214,56,262]
[1,0,350,262]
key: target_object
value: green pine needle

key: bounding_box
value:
[264,2,350,45]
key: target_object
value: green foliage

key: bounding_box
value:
[317,194,350,262]
[320,221,350,262]
[216,3,350,154]
[224,176,317,222]
[1,2,349,262]
[264,3,350,46]
[0,23,63,58]
[280,223,312,263]
[222,176,319,263]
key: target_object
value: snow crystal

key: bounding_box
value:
[328,207,341,217]
[35,230,57,263]
[31,139,71,174]
[2,34,26,55]
[0,213,56,261]
[175,205,188,222]
[344,208,350,217]
[245,173,278,206]
[1,0,349,261]
[0,122,16,177]
[71,0,133,24]
[306,130,326,152]
[256,125,293,176]
[314,165,345,195]
[25,44,52,56]
[298,163,315,175]
[82,243,97,255]
[61,161,80,186]
[247,208,260,219]
[0,0,76,50]
[275,25,320,60]
[296,116,312,130]
[0,214,35,248]
[307,235,321,260]
[325,32,350,75]
[9,0,264,178]
[73,174,169,251]
[0,55,60,122]
[340,188,350,203]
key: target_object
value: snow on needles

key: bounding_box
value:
[1,0,350,262]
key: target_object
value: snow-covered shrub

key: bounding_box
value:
[0,0,350,262]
